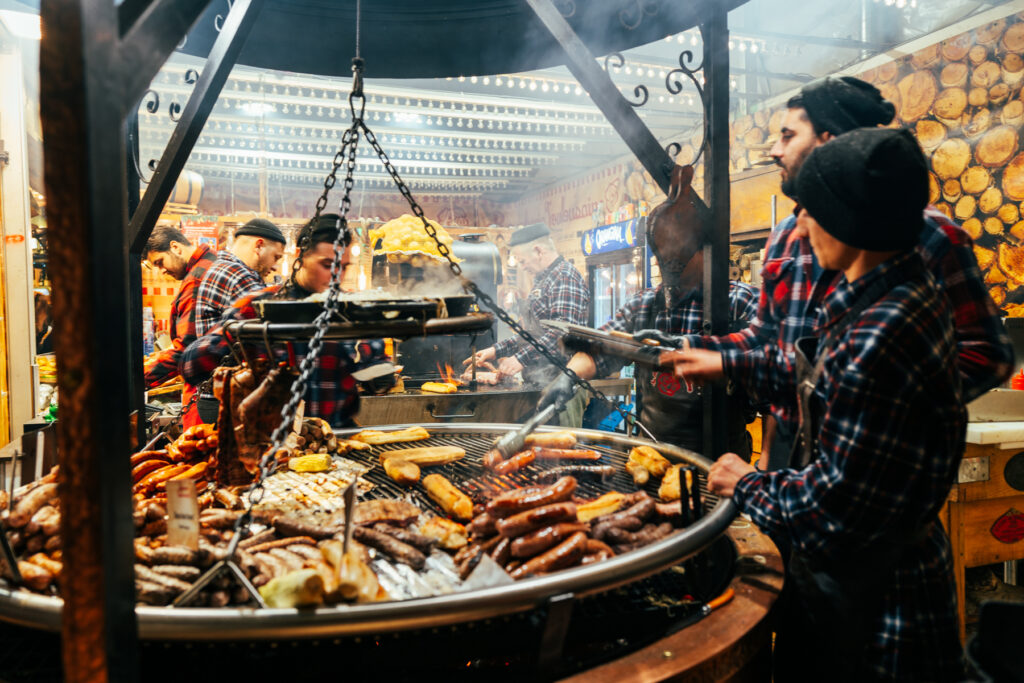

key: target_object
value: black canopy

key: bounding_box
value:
[179,0,746,78]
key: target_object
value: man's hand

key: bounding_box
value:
[463,346,496,368]
[497,356,524,379]
[670,348,725,384]
[537,373,575,412]
[632,329,689,349]
[708,453,757,498]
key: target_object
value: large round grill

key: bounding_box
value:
[0,425,737,641]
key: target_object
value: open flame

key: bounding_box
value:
[437,362,462,386]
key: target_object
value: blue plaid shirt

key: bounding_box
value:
[592,281,759,378]
[689,207,1012,436]
[729,251,966,681]
[494,255,589,366]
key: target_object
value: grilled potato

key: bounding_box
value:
[382,457,420,486]
[576,492,627,523]
[629,445,671,477]
[422,474,473,521]
[379,446,465,467]
[659,464,682,502]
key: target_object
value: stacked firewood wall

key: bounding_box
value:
[718,12,1024,315]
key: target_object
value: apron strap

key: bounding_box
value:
[791,276,893,469]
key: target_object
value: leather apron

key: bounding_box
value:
[775,277,930,681]
[636,290,750,457]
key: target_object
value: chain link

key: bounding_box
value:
[228,63,366,544]
[361,122,655,441]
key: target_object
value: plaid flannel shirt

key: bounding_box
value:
[194,251,266,337]
[181,285,389,426]
[729,251,965,681]
[144,244,217,388]
[689,207,1013,435]
[592,281,759,378]
[494,255,589,366]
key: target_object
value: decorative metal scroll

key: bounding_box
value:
[603,53,648,107]
[619,0,660,30]
[136,69,203,182]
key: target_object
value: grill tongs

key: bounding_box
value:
[540,319,682,368]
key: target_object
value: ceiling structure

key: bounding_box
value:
[21,0,1013,208]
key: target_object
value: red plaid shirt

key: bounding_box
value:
[143,244,217,388]
[194,250,265,337]
[182,284,389,426]
[690,207,1013,435]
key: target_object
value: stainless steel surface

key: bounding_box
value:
[0,424,734,640]
[967,388,1024,423]
[958,456,991,484]
[357,387,541,425]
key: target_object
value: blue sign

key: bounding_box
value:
[580,218,638,256]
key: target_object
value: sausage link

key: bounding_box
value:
[509,531,587,579]
[493,450,536,475]
[509,522,587,559]
[485,476,577,518]
[495,502,577,539]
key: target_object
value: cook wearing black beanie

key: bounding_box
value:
[795,127,928,253]
[796,76,897,136]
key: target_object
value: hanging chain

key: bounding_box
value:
[361,124,656,441]
[229,62,365,542]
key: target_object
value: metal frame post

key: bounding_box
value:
[39,0,221,677]
[701,9,731,460]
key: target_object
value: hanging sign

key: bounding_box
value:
[580,218,638,256]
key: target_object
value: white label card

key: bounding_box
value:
[166,479,199,550]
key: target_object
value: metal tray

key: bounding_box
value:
[255,295,475,324]
[223,312,494,342]
[0,425,736,640]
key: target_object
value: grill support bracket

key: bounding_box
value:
[537,591,576,678]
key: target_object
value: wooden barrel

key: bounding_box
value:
[168,170,204,205]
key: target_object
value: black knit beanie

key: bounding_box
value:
[799,76,896,135]
[795,127,927,252]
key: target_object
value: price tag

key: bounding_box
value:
[166,479,199,550]
[292,399,305,434]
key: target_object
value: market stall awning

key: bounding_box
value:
[178,0,747,78]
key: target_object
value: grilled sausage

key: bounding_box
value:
[150,564,201,582]
[353,525,426,570]
[267,548,306,573]
[610,522,675,553]
[135,564,192,593]
[373,524,436,554]
[457,546,484,580]
[493,450,536,475]
[246,536,317,554]
[655,501,684,524]
[482,450,504,470]
[467,511,498,538]
[536,465,614,483]
[132,459,170,484]
[238,528,277,550]
[136,579,176,605]
[213,488,242,510]
[273,516,336,540]
[531,447,601,461]
[509,522,587,559]
[130,450,169,467]
[495,502,578,539]
[509,531,587,579]
[524,431,577,449]
[490,537,511,566]
[9,483,58,528]
[485,476,577,518]
[199,509,240,530]
[150,546,199,566]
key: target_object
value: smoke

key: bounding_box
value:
[380,261,467,297]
